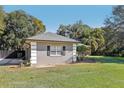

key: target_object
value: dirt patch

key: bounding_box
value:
[33,64,56,68]
[32,63,71,68]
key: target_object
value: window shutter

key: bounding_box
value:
[47,46,50,56]
[62,46,66,56]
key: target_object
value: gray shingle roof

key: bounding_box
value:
[27,32,79,43]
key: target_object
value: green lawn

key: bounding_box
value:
[0,56,124,88]
[85,56,124,64]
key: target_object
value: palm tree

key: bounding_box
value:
[88,28,105,54]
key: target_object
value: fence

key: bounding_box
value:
[0,50,15,59]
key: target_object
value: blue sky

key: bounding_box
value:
[4,5,113,32]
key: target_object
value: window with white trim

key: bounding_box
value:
[47,45,66,56]
[50,46,62,56]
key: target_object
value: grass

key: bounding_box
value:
[85,56,124,64]
[0,56,124,88]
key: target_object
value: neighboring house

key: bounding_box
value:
[26,32,79,66]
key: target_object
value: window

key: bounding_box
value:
[47,46,66,56]
[50,46,62,56]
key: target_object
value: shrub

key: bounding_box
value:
[23,60,31,67]
[77,44,91,61]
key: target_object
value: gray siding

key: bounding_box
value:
[36,42,73,65]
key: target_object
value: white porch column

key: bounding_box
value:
[30,42,37,65]
[72,43,77,62]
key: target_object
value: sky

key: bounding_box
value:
[4,5,113,32]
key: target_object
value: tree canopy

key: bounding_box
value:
[57,21,105,55]
[0,7,45,50]
[104,5,124,56]
[0,6,6,35]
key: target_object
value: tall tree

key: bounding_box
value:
[104,5,124,56]
[90,28,105,55]
[0,10,45,50]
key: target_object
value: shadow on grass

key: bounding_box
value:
[84,56,124,64]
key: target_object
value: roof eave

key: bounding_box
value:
[26,38,79,43]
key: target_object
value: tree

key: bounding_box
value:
[77,44,91,61]
[0,6,5,35]
[104,5,124,56]
[0,10,45,50]
[57,20,92,41]
[90,28,105,55]
[57,21,105,55]
[57,24,72,37]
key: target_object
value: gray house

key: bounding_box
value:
[26,32,79,66]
